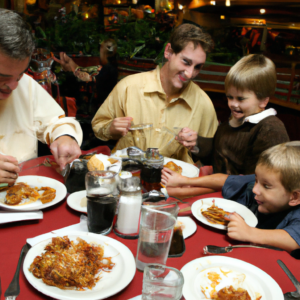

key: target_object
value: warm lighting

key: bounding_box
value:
[225,0,230,6]
[85,13,89,18]
[220,15,225,19]
[210,1,215,5]
[260,8,266,14]
[178,4,183,9]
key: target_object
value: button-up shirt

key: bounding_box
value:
[92,66,218,162]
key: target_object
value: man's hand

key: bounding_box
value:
[50,136,81,171]
[0,154,20,184]
[161,167,187,187]
[176,127,198,149]
[226,213,254,242]
[53,52,78,73]
[109,117,133,138]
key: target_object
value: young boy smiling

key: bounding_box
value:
[162,142,300,252]
[179,54,290,175]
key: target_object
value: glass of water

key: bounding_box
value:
[142,264,184,300]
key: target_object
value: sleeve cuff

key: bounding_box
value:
[51,124,82,145]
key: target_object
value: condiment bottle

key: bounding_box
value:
[141,148,164,192]
[114,176,142,239]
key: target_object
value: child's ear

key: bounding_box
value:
[259,97,269,109]
[289,190,300,207]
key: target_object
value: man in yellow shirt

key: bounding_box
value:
[92,24,218,162]
[0,9,82,185]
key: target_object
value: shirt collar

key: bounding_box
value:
[243,108,277,124]
[144,65,195,109]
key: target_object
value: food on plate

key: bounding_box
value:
[164,161,182,174]
[201,200,230,225]
[38,187,56,204]
[29,236,115,290]
[87,154,119,171]
[5,183,41,205]
[213,285,260,300]
[199,267,262,300]
[4,182,56,205]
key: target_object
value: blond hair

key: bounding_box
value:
[225,54,277,100]
[169,24,214,54]
[257,141,300,192]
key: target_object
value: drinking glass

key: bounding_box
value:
[136,205,177,271]
[85,171,118,235]
[142,264,184,300]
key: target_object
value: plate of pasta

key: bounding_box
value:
[23,231,136,300]
[191,197,258,230]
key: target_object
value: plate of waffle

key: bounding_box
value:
[191,197,258,230]
[0,176,67,211]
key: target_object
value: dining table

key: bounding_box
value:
[1,152,300,300]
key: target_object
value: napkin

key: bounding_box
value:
[129,296,141,300]
[27,215,88,246]
[0,210,43,224]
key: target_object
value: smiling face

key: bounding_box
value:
[0,51,30,100]
[162,42,206,94]
[252,164,292,214]
[226,86,269,125]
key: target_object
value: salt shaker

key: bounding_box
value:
[113,176,142,239]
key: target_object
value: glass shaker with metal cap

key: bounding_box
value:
[141,148,164,192]
[114,176,142,239]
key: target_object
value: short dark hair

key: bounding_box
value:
[0,9,35,59]
[169,24,214,54]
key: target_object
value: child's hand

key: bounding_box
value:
[225,212,254,242]
[161,167,186,187]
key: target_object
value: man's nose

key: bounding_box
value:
[184,67,193,79]
[5,79,19,91]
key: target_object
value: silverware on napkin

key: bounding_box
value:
[4,244,30,300]
[277,260,300,300]
[203,244,283,254]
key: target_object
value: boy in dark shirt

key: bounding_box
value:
[161,141,300,252]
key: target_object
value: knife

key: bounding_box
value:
[4,244,30,300]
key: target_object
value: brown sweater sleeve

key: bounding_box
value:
[244,116,290,174]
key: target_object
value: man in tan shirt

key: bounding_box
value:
[0,9,82,185]
[92,24,218,162]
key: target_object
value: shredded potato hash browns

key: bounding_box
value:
[29,236,115,290]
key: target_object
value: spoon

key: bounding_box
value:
[277,260,300,300]
[204,244,283,254]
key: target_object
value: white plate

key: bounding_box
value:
[23,231,136,300]
[191,197,258,230]
[181,256,283,300]
[164,157,199,178]
[0,176,67,211]
[67,190,87,214]
[177,217,197,239]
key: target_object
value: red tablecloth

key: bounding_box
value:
[1,155,299,300]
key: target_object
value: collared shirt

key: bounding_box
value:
[243,108,277,124]
[92,66,218,162]
[0,74,83,162]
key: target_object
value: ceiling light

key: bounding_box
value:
[178,4,183,9]
[210,1,216,5]
[220,15,225,19]
[260,8,266,14]
[225,0,230,6]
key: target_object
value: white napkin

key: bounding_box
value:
[27,215,88,246]
[0,210,43,224]
[129,296,141,300]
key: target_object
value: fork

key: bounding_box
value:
[203,244,283,254]
[4,244,30,300]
